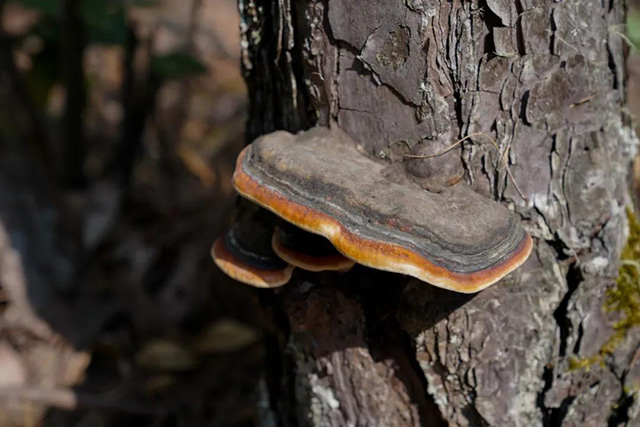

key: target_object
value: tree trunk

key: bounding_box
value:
[239,0,640,425]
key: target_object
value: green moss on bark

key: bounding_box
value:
[569,209,640,370]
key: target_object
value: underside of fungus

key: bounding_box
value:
[211,207,293,288]
[272,223,355,272]
[232,126,532,293]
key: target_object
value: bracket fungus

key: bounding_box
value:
[211,209,294,288]
[232,126,532,293]
[272,223,355,272]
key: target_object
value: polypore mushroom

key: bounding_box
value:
[272,223,355,272]
[211,207,294,288]
[232,126,532,293]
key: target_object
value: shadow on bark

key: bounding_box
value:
[261,263,476,426]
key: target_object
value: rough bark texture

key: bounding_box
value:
[239,0,640,425]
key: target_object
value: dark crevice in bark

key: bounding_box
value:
[537,362,579,427]
[520,90,531,124]
[537,256,588,425]
[545,395,577,427]
[537,364,555,424]
[452,87,464,132]
[462,398,490,427]
[478,0,502,58]
[608,378,633,427]
[549,6,557,55]
[514,0,527,56]
[397,331,447,425]
[491,155,502,200]
[553,263,583,358]
[607,44,619,91]
[572,321,585,355]
[546,233,573,261]
[487,122,507,199]
[450,24,466,133]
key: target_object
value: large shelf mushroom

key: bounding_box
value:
[231,126,532,294]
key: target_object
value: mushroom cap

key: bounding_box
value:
[272,223,355,272]
[211,209,294,288]
[232,126,532,293]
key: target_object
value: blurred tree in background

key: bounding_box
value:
[0,1,263,425]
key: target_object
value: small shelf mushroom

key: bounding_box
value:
[272,223,355,272]
[211,209,294,288]
[232,126,532,294]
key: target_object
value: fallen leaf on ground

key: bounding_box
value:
[193,318,258,354]
[135,339,197,371]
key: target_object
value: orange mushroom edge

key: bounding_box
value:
[231,126,533,294]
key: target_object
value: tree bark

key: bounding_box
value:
[239,0,640,425]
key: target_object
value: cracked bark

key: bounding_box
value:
[239,0,640,425]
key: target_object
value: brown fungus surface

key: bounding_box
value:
[211,208,294,288]
[272,223,355,272]
[232,126,532,293]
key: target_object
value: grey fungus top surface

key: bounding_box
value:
[232,126,532,292]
